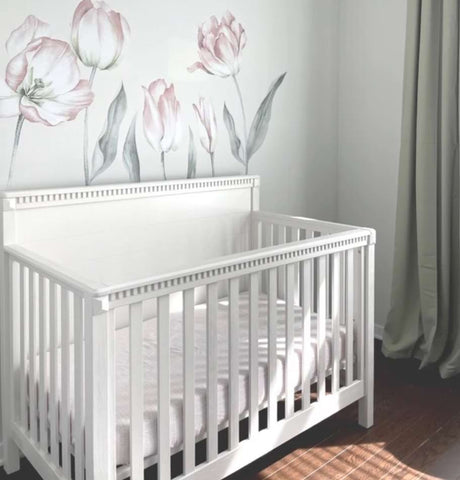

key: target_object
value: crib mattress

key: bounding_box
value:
[37,292,348,466]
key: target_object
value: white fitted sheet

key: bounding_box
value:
[34,292,349,466]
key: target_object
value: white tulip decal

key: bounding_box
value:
[71,0,130,71]
[193,97,217,176]
[0,17,93,186]
[71,0,130,185]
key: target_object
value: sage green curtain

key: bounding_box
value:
[382,0,460,378]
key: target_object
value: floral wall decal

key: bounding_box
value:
[0,17,94,186]
[143,79,182,180]
[0,3,288,188]
[71,0,130,185]
[193,97,217,176]
[189,11,285,175]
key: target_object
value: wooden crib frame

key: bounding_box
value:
[0,176,375,480]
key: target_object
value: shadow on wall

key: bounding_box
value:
[0,1,287,189]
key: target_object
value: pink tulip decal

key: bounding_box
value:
[143,79,182,180]
[188,11,246,78]
[189,11,249,168]
[5,15,49,57]
[71,0,130,185]
[193,97,217,176]
[0,37,94,186]
[189,11,286,175]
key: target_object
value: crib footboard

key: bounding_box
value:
[1,214,375,480]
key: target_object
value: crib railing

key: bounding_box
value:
[5,253,93,480]
[3,212,375,480]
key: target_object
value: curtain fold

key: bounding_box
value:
[382,0,460,378]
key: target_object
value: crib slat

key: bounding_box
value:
[49,282,59,465]
[158,295,171,479]
[228,278,239,449]
[299,230,307,308]
[277,225,286,299]
[19,265,28,430]
[29,270,38,442]
[61,289,72,477]
[262,222,273,248]
[316,256,327,400]
[301,260,312,410]
[249,273,259,437]
[130,301,144,480]
[206,283,218,460]
[267,268,277,428]
[285,264,295,418]
[261,223,273,293]
[74,295,85,480]
[38,276,48,452]
[183,289,195,472]
[331,253,341,394]
[346,250,354,386]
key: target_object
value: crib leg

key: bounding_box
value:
[85,297,116,480]
[358,244,374,429]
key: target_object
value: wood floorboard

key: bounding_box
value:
[2,341,460,480]
[297,387,430,480]
[384,411,460,480]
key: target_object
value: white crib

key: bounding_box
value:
[0,176,375,480]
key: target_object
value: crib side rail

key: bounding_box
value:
[3,251,99,480]
[110,231,375,480]
[253,210,372,236]
[3,219,375,480]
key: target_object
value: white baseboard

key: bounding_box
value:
[375,324,384,341]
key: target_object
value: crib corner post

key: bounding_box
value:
[358,243,375,429]
[84,295,116,480]
[1,252,21,474]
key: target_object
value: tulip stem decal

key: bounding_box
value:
[161,151,167,180]
[232,75,248,168]
[7,114,25,187]
[83,66,97,185]
[210,152,215,177]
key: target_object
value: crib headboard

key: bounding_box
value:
[0,176,259,327]
[1,176,259,247]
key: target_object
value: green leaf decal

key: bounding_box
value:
[223,103,245,166]
[246,72,286,160]
[187,126,197,179]
[123,114,141,182]
[90,84,127,183]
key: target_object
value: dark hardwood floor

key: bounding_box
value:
[2,341,460,480]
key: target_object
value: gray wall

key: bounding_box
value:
[336,0,407,334]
